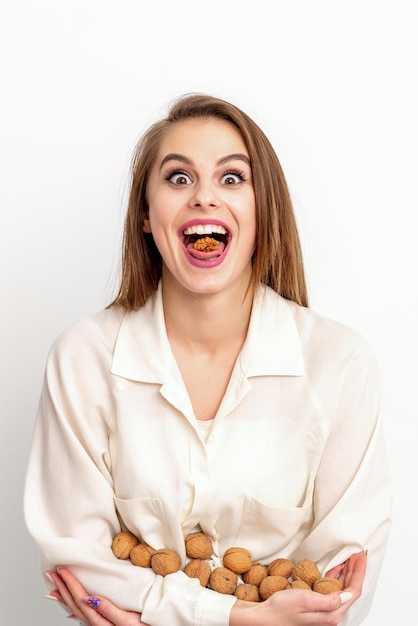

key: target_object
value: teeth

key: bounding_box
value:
[183,224,227,236]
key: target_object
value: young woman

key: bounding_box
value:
[24,94,391,625]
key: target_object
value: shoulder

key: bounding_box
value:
[293,298,372,348]
[283,296,380,379]
[260,286,378,372]
[47,306,126,370]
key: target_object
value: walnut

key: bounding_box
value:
[185,532,213,560]
[234,583,260,602]
[223,547,253,574]
[242,563,268,587]
[111,531,138,560]
[130,542,156,567]
[291,559,321,586]
[193,236,219,252]
[313,577,344,594]
[184,559,211,587]
[290,579,312,590]
[150,549,181,576]
[259,575,291,600]
[209,567,238,594]
[267,558,294,579]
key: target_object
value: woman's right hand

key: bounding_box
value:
[230,551,366,626]
[49,568,149,626]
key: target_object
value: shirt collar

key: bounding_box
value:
[111,283,305,383]
[238,284,305,377]
[111,283,174,383]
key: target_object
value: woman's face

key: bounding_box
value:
[145,117,256,298]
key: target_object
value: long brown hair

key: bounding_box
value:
[110,94,308,309]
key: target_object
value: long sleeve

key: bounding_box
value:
[294,318,392,625]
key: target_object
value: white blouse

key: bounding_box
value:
[24,283,391,626]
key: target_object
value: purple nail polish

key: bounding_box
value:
[83,596,100,608]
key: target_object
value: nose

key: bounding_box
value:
[189,179,221,210]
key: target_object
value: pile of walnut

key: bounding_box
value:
[111,530,343,602]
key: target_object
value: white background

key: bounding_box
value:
[1,1,416,624]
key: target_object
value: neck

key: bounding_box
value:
[162,278,254,354]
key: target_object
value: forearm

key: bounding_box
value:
[228,583,357,626]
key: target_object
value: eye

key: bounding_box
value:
[220,170,245,185]
[167,170,192,185]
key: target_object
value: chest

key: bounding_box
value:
[110,374,329,498]
[109,375,327,555]
[173,347,241,421]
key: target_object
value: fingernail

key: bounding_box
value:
[44,594,58,602]
[339,591,353,604]
[83,596,100,608]
[45,571,55,583]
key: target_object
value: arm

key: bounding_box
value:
[24,319,154,606]
[294,333,392,624]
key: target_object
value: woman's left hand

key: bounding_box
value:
[48,568,149,625]
[325,551,368,589]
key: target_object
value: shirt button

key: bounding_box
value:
[213,531,220,541]
[208,435,216,444]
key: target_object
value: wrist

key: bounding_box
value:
[230,599,263,626]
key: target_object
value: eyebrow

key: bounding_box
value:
[159,152,251,170]
[217,153,251,167]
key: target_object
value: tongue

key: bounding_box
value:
[186,240,226,259]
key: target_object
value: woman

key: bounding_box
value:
[24,94,391,625]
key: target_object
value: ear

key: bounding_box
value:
[143,218,152,233]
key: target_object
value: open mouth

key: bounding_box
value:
[182,223,229,259]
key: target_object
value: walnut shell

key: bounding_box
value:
[291,559,321,586]
[150,549,181,576]
[130,542,156,567]
[313,577,344,594]
[185,532,213,559]
[290,579,312,590]
[111,531,138,560]
[259,575,291,600]
[184,559,211,587]
[209,567,238,594]
[234,583,260,602]
[223,547,253,574]
[242,563,268,587]
[267,558,294,579]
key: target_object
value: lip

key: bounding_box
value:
[178,218,232,268]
